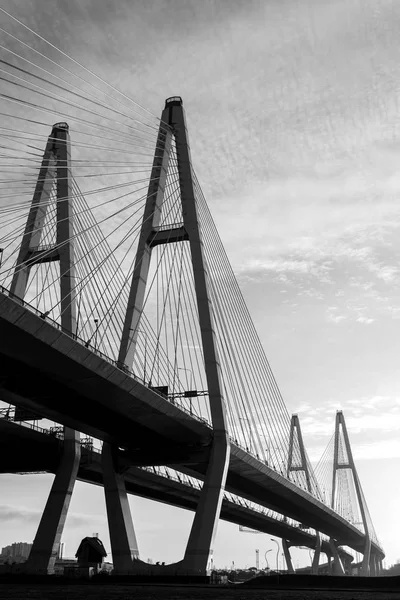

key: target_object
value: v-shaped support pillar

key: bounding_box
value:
[24,429,81,574]
[282,539,295,573]
[102,443,139,573]
[311,532,321,574]
[329,538,345,576]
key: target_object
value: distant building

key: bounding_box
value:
[0,542,32,562]
[54,558,78,576]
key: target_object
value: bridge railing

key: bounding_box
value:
[1,285,293,459]
[0,285,213,428]
[0,283,317,485]
[0,405,311,532]
[1,287,384,551]
[0,407,383,552]
[0,407,97,451]
[136,465,307,532]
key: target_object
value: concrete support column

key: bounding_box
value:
[361,536,371,576]
[311,532,321,574]
[329,538,345,576]
[24,428,80,574]
[182,431,229,574]
[369,553,376,577]
[282,539,295,573]
[102,442,139,573]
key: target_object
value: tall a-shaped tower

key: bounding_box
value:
[332,411,378,576]
[286,414,322,574]
[10,122,81,574]
[102,97,230,576]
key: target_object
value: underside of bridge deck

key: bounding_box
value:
[0,418,345,558]
[0,295,383,562]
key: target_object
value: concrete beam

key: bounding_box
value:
[23,428,80,574]
[329,538,345,576]
[102,442,139,573]
[282,539,295,573]
[311,531,321,574]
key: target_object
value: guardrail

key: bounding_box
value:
[0,287,383,551]
[0,285,212,427]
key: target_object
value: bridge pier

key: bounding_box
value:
[282,539,295,573]
[102,442,139,573]
[24,428,80,574]
[311,531,321,574]
[369,553,377,577]
[327,554,332,574]
[329,539,345,576]
[181,432,229,574]
[361,536,371,576]
[377,557,383,575]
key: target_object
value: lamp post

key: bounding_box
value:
[270,538,280,572]
[178,367,193,413]
[85,317,100,350]
[0,248,3,268]
[264,549,272,570]
[74,275,83,337]
[93,318,99,349]
[136,329,148,383]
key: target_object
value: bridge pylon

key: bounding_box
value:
[287,414,321,574]
[112,96,230,577]
[332,410,371,576]
[10,123,81,574]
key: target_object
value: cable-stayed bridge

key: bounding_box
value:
[0,7,384,579]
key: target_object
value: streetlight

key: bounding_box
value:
[178,367,193,413]
[270,539,280,572]
[136,328,148,383]
[85,317,100,349]
[0,248,3,268]
[93,319,99,349]
[264,549,272,570]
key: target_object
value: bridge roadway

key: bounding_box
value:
[0,289,384,559]
[1,416,350,560]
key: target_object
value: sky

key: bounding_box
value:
[1,0,400,568]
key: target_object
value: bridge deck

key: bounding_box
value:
[0,291,384,558]
[0,417,349,558]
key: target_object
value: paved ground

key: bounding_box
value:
[1,586,400,600]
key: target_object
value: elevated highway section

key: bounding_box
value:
[0,416,352,561]
[0,289,384,561]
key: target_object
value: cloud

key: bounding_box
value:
[326,306,346,324]
[356,315,375,324]
[296,396,400,461]
[0,505,102,527]
[368,264,399,284]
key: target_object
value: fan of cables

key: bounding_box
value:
[0,6,320,492]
